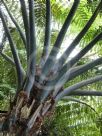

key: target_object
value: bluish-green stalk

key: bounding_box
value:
[55,75,102,102]
[2,0,26,49]
[40,0,51,67]
[40,0,80,83]
[23,0,36,96]
[19,0,30,60]
[0,8,24,89]
[39,34,102,102]
[69,90,102,96]
[52,1,102,72]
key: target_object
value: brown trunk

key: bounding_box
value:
[0,86,55,136]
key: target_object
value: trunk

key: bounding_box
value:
[0,85,55,136]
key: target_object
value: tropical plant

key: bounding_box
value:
[0,0,102,135]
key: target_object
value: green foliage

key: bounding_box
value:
[44,96,102,136]
[0,58,15,102]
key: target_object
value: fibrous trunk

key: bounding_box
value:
[0,72,56,136]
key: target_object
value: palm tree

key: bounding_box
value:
[0,0,102,135]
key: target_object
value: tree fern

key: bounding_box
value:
[0,0,102,135]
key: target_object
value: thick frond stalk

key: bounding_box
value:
[2,0,27,49]
[0,8,24,89]
[39,0,80,83]
[66,57,102,82]
[56,32,102,77]
[62,96,97,113]
[23,0,36,95]
[19,0,30,59]
[55,75,102,102]
[53,57,102,97]
[69,90,102,96]
[1,52,15,65]
[54,1,102,71]
[40,0,51,67]
[39,57,102,102]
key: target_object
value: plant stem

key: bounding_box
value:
[69,90,102,96]
[0,8,24,89]
[40,0,51,67]
[23,0,36,96]
[40,0,80,83]
[19,0,30,60]
[55,75,102,101]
